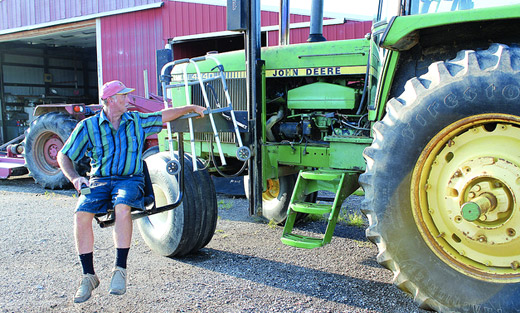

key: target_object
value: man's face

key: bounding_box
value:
[109,94,129,115]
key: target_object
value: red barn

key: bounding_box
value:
[0,0,371,142]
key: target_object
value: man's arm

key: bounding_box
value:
[57,151,88,192]
[161,104,205,123]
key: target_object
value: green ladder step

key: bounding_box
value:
[291,201,332,215]
[281,234,325,249]
[300,171,342,181]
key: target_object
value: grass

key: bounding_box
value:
[215,229,228,238]
[301,204,366,228]
[217,199,232,210]
[44,191,56,199]
[340,210,366,227]
[267,219,278,229]
[353,239,373,248]
[352,188,365,196]
[305,213,325,222]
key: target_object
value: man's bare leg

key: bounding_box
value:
[110,204,132,295]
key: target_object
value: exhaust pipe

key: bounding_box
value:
[307,0,326,42]
[279,0,290,45]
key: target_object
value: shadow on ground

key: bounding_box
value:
[177,248,404,313]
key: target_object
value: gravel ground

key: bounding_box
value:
[0,175,427,313]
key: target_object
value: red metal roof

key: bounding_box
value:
[0,0,163,31]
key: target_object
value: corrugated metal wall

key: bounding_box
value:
[0,0,162,31]
[100,7,164,95]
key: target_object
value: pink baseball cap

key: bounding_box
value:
[101,80,135,99]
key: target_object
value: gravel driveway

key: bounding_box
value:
[0,175,427,313]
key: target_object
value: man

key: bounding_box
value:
[57,80,205,303]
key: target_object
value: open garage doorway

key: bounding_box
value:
[0,20,98,143]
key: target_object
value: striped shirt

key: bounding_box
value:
[60,110,163,177]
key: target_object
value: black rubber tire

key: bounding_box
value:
[136,152,199,257]
[244,174,295,224]
[188,158,218,253]
[23,112,88,189]
[244,173,311,224]
[143,145,160,160]
[359,44,520,312]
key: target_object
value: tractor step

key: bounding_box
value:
[280,233,325,249]
[291,201,332,215]
[281,169,358,249]
[300,171,342,181]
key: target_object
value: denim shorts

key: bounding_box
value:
[75,174,145,214]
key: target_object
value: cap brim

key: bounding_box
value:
[116,87,135,95]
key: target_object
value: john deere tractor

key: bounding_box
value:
[132,0,520,311]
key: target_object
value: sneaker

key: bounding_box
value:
[74,273,99,303]
[108,266,127,295]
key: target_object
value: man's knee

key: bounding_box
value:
[75,211,94,226]
[114,204,131,217]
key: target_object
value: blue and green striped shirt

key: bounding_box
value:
[60,110,163,177]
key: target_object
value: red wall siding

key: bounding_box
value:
[161,1,226,37]
[101,6,164,96]
[267,20,372,46]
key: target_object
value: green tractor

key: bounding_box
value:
[138,0,520,311]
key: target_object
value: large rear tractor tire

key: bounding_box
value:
[136,152,217,257]
[360,44,520,312]
[23,112,88,189]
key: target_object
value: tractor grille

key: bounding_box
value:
[192,78,246,143]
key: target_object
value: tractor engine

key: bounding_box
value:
[266,81,368,143]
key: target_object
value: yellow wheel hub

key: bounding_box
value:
[262,179,280,201]
[412,114,520,282]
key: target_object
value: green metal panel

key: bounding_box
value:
[300,146,330,167]
[287,82,357,110]
[271,145,302,164]
[265,137,370,172]
[327,137,371,171]
[370,50,399,122]
[382,4,520,51]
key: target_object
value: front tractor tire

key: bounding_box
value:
[23,112,87,189]
[244,174,300,224]
[360,44,520,312]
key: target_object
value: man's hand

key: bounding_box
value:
[72,177,89,193]
[57,151,86,193]
[190,104,205,119]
